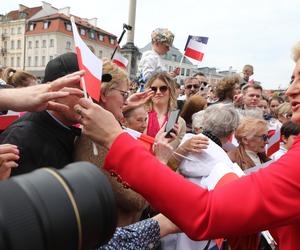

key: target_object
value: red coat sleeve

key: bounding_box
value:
[104,133,300,240]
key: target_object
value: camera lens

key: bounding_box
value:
[0,162,117,250]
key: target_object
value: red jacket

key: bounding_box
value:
[104,133,300,250]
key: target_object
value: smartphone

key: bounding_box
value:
[165,109,180,138]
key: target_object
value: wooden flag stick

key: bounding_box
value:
[179,54,185,70]
[80,77,99,155]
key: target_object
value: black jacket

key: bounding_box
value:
[0,111,81,176]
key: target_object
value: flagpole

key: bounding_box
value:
[71,16,100,155]
[179,54,185,69]
[81,77,99,155]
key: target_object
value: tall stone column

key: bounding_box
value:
[127,0,136,44]
[121,0,140,80]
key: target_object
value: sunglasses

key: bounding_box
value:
[111,88,129,100]
[150,85,168,93]
[255,134,269,142]
[185,84,200,90]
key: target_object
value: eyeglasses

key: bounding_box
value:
[185,84,200,90]
[111,88,129,100]
[150,85,169,93]
[255,134,269,142]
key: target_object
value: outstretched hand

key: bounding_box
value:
[0,144,19,180]
[74,98,123,149]
[179,134,209,154]
[0,70,84,113]
[126,89,154,107]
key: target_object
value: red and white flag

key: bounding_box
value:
[71,17,102,101]
[112,52,128,69]
[124,127,155,152]
[266,127,281,157]
[0,111,20,131]
[184,38,207,62]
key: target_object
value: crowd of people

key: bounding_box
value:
[0,27,300,250]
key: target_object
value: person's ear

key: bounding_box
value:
[241,137,248,145]
[119,117,127,127]
[100,91,108,103]
[282,135,288,144]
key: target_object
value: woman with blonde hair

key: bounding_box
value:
[2,67,37,88]
[228,117,270,170]
[275,102,292,125]
[145,72,186,149]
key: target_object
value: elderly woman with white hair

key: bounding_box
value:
[162,104,242,250]
[228,117,270,171]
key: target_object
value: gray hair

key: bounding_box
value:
[192,110,205,131]
[201,104,239,139]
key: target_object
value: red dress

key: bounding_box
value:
[104,133,300,250]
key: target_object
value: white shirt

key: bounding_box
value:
[137,49,166,82]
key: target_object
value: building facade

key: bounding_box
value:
[0,2,117,77]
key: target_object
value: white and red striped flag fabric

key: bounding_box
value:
[184,35,208,62]
[266,126,281,157]
[112,52,128,69]
[71,17,102,101]
[124,127,155,152]
[0,111,21,131]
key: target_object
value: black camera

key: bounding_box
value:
[0,162,117,250]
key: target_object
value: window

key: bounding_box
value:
[4,41,7,49]
[49,55,53,61]
[42,40,46,48]
[172,54,177,61]
[181,68,185,76]
[29,23,35,31]
[89,31,96,40]
[34,56,38,67]
[65,22,72,31]
[10,57,14,67]
[27,57,31,67]
[109,38,115,45]
[80,29,86,35]
[66,41,71,49]
[42,56,46,66]
[99,50,103,58]
[10,40,14,49]
[99,34,104,41]
[3,57,7,66]
[28,41,32,49]
[16,57,20,67]
[43,21,50,29]
[17,27,22,34]
[35,40,39,48]
[49,39,54,47]
[11,28,14,35]
[186,69,190,76]
[17,40,21,49]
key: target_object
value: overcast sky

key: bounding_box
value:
[2,0,300,89]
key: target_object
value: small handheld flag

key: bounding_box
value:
[184,35,208,62]
[112,52,128,69]
[71,17,102,101]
